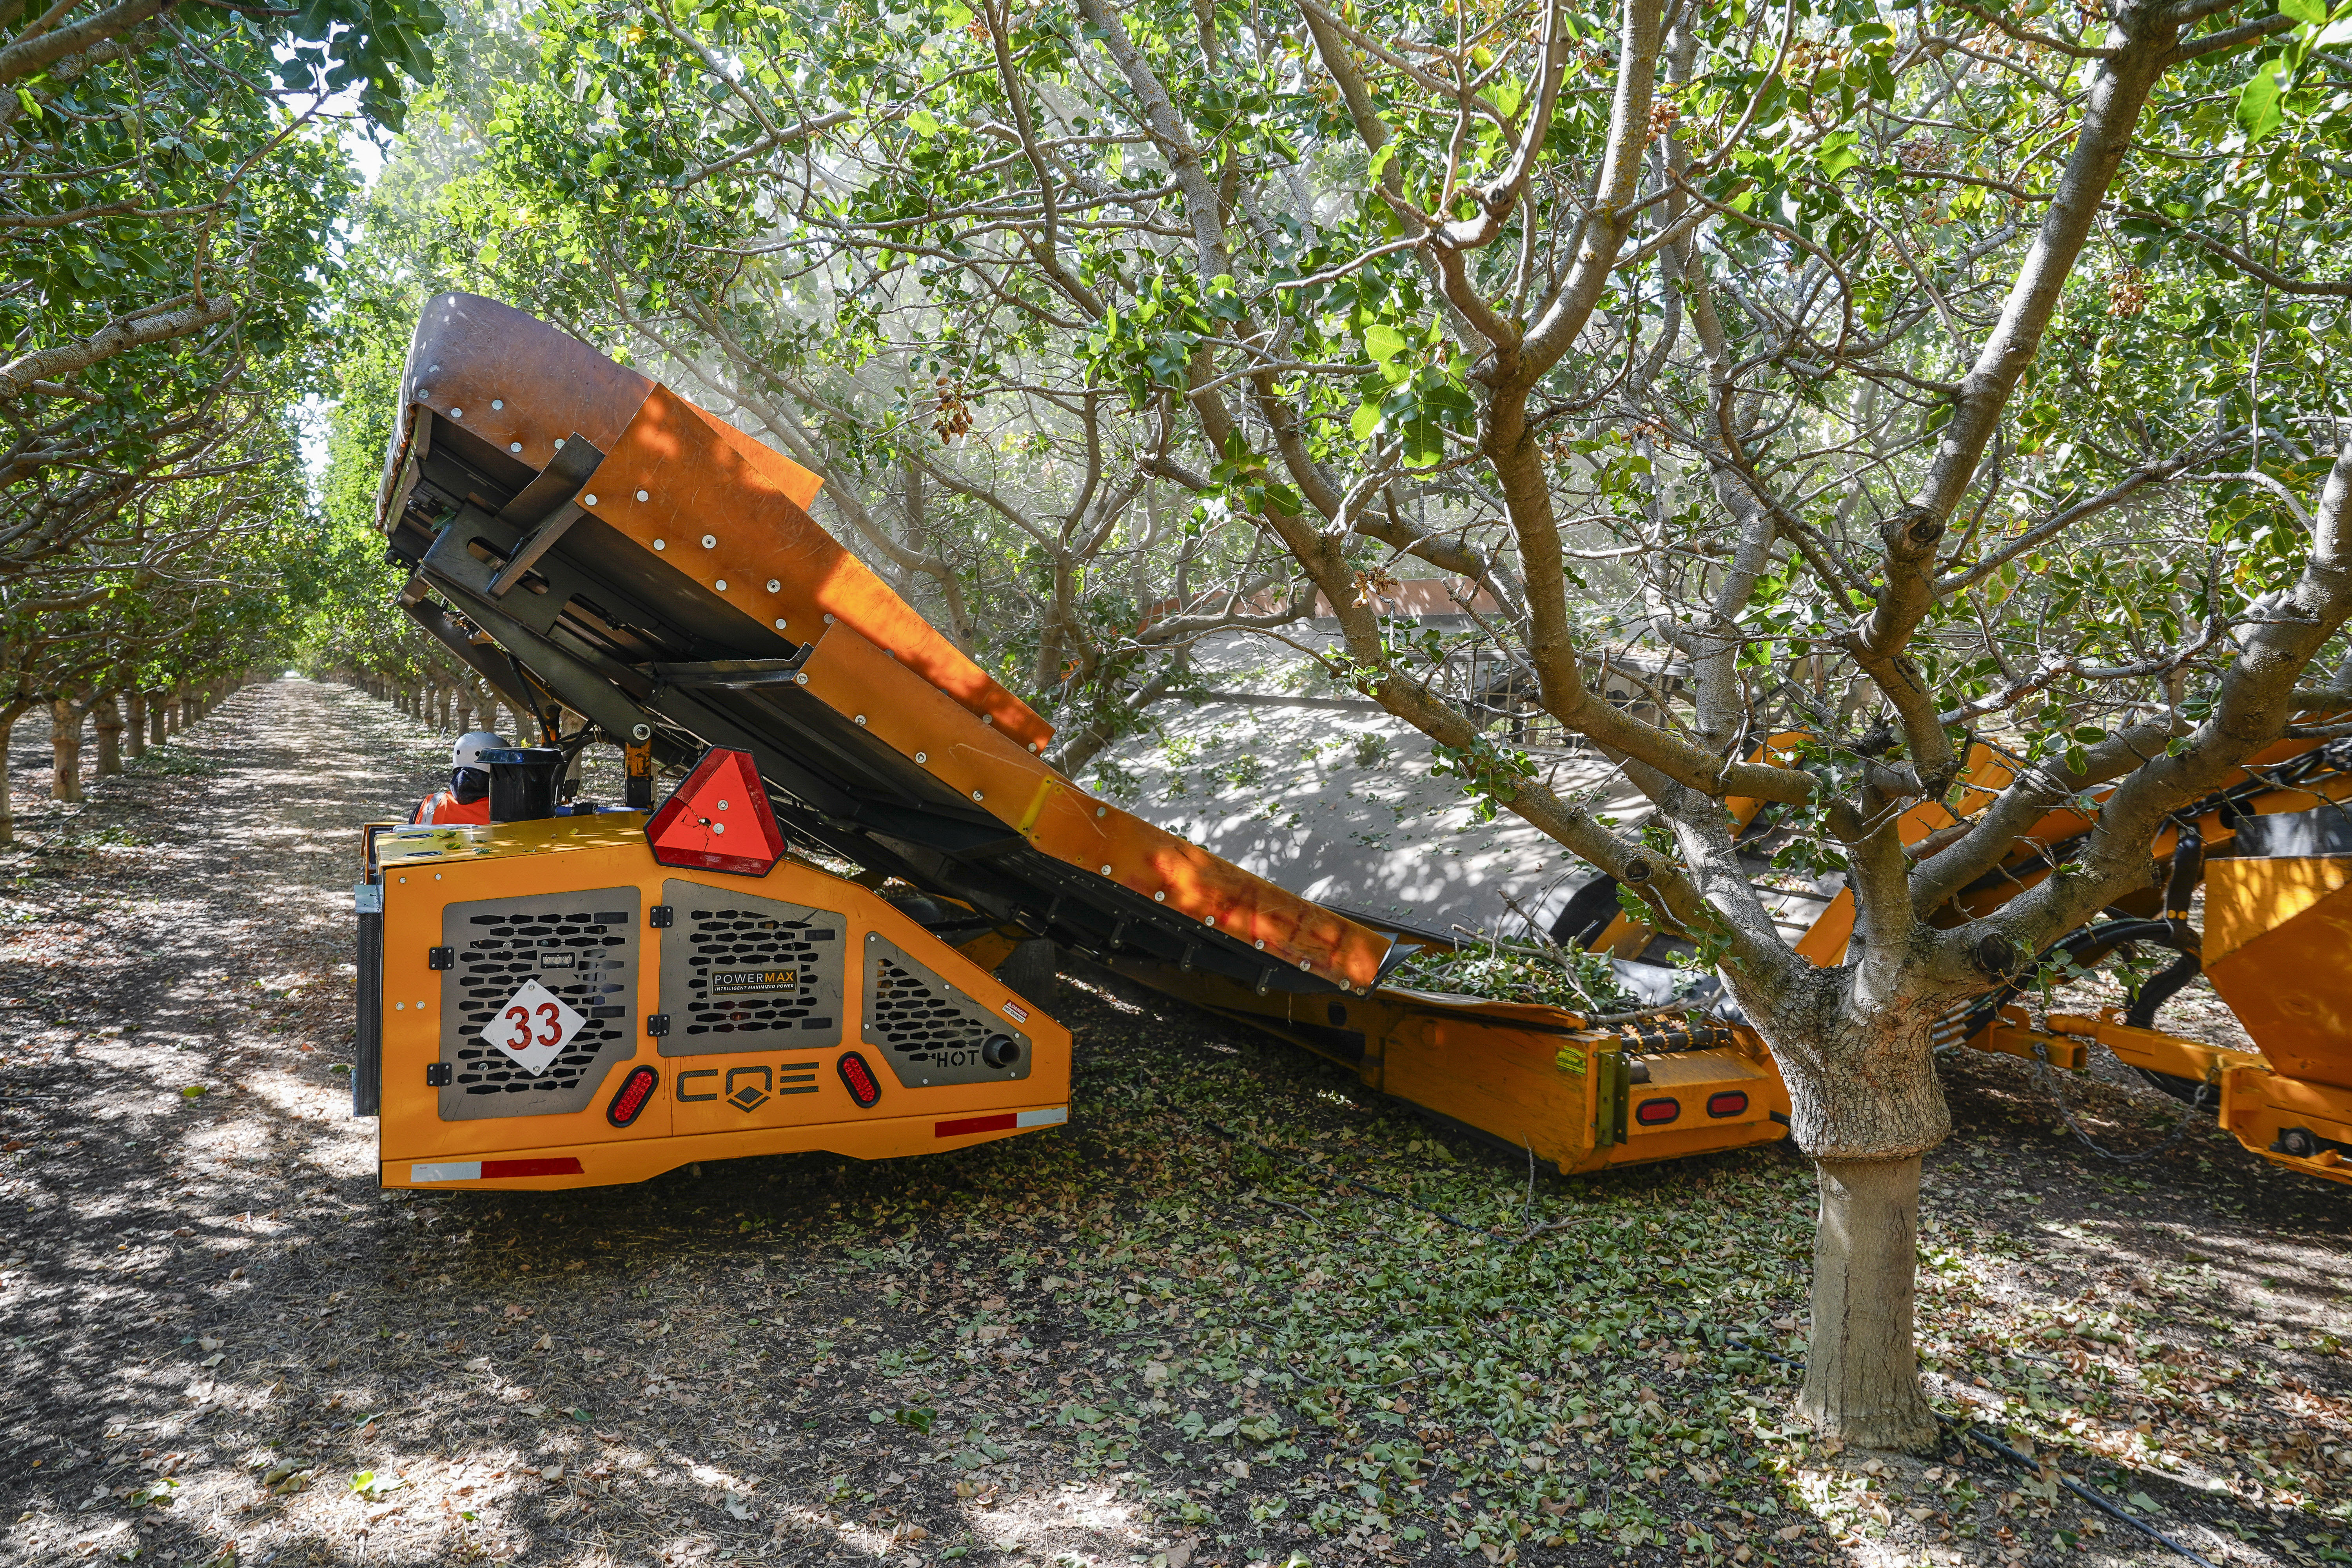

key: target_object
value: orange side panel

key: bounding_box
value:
[2202,858,2352,1092]
[1794,887,1854,966]
[577,383,1053,751]
[1382,1014,1597,1169]
[793,623,1393,992]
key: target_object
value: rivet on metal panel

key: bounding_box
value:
[981,715,993,725]
[428,363,440,373]
[715,580,728,591]
[971,791,984,802]
[653,539,665,550]
[854,715,867,726]
[584,493,599,506]
[701,534,717,548]
[1096,806,1107,817]
[774,619,788,630]
[450,407,463,418]
[794,673,809,685]
[1255,939,1266,950]
[824,613,835,624]
[416,387,431,399]
[1298,960,1312,972]
[1204,915,1216,926]
[492,399,503,410]
[1099,864,1112,875]
[766,579,781,592]
[915,752,927,764]
[508,443,522,454]
[1154,892,1165,902]
[554,437,566,449]
[637,489,650,501]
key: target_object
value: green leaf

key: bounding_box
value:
[2236,59,2287,143]
[1363,322,1408,370]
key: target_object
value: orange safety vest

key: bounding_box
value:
[412,789,492,826]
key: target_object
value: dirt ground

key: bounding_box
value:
[1,678,2345,1568]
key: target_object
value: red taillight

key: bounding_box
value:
[479,1157,583,1178]
[607,1065,658,1127]
[1635,1096,1681,1125]
[837,1051,882,1107]
[1707,1091,1749,1119]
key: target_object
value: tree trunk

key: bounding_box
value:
[125,691,147,758]
[51,698,83,802]
[1728,964,1950,1453]
[149,691,168,746]
[1799,1157,1938,1452]
[93,692,123,776]
[0,701,25,846]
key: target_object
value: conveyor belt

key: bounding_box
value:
[377,294,1394,1001]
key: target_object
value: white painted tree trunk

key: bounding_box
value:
[1799,1157,1938,1452]
[1732,965,1951,1452]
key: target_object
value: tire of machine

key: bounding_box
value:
[995,938,1058,1000]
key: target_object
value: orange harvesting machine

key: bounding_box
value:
[360,295,2351,1192]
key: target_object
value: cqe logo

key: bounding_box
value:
[677,1058,822,1112]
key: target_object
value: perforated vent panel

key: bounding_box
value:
[859,934,1031,1087]
[436,889,640,1120]
[658,879,845,1056]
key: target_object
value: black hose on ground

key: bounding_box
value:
[1722,1336,2226,1568]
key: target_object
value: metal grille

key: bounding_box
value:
[437,889,641,1120]
[658,879,844,1056]
[860,933,1031,1087]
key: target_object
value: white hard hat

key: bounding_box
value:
[452,730,506,769]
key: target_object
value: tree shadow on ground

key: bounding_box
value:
[3,681,2343,1568]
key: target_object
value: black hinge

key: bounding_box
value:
[424,1063,452,1087]
[649,905,674,929]
[426,946,454,970]
[646,1013,671,1038]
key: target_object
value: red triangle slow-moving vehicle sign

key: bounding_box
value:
[644,748,787,876]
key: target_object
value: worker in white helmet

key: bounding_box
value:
[412,731,504,825]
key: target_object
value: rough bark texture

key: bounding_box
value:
[1741,968,1953,1162]
[49,699,82,802]
[93,693,123,776]
[125,691,147,758]
[1800,1158,1938,1453]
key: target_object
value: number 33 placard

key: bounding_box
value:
[478,978,588,1076]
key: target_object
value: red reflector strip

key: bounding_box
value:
[936,1113,1019,1138]
[607,1065,659,1127]
[1706,1091,1750,1119]
[410,1158,584,1182]
[1635,1096,1681,1125]
[481,1158,584,1178]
